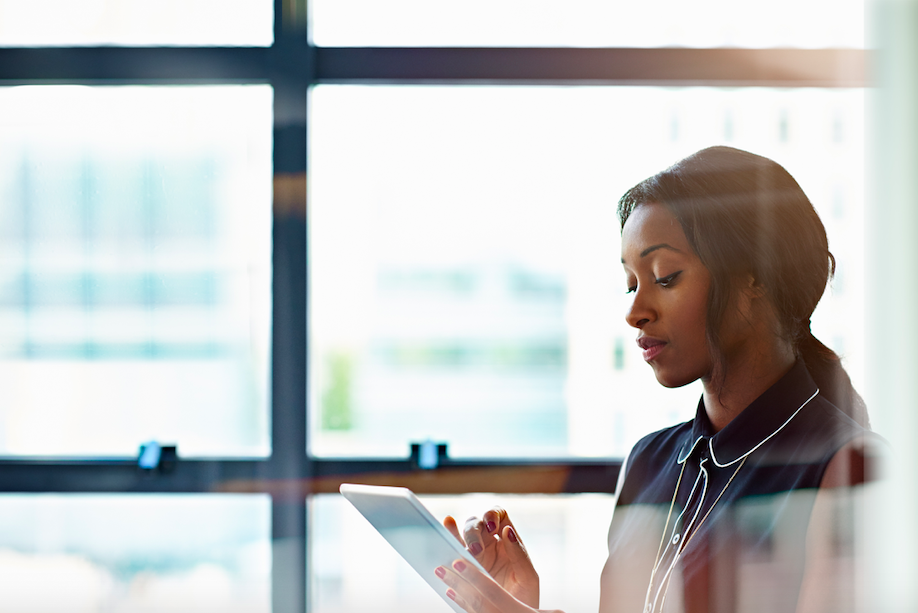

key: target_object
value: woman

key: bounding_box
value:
[436,146,879,613]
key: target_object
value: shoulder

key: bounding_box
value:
[767,392,871,464]
[628,419,693,468]
[778,391,886,488]
[616,419,693,505]
[819,431,888,489]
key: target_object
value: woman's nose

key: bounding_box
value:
[625,288,653,329]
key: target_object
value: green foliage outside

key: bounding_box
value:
[321,352,353,431]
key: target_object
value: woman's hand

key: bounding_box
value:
[441,508,539,609]
[435,556,563,613]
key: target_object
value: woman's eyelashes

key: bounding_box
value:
[625,271,682,294]
[655,271,682,288]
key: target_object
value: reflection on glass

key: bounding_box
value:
[0,494,271,613]
[0,0,273,46]
[311,0,864,48]
[309,85,865,458]
[310,493,615,613]
[0,85,273,457]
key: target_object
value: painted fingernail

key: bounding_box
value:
[453,560,467,573]
[508,527,518,543]
[435,566,446,579]
[447,589,457,601]
[469,542,483,555]
[486,521,497,533]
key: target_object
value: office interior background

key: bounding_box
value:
[0,0,915,611]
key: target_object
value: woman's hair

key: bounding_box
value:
[617,146,869,428]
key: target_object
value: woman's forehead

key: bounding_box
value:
[621,203,692,261]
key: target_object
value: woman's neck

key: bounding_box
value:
[701,342,796,432]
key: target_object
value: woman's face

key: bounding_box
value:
[620,203,714,388]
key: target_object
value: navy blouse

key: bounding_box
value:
[599,361,873,613]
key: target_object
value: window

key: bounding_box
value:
[0,85,272,457]
[0,494,271,612]
[309,85,866,460]
[311,0,864,48]
[0,3,867,612]
[0,0,273,46]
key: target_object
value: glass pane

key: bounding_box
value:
[0,85,273,457]
[311,0,864,48]
[0,0,273,46]
[0,494,271,613]
[311,492,615,613]
[308,85,866,459]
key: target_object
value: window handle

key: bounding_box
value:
[410,440,448,470]
[138,441,178,473]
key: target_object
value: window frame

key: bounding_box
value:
[0,3,867,611]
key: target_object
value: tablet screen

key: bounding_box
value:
[339,483,489,613]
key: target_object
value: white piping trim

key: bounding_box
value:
[709,388,820,468]
[676,435,705,464]
[651,461,710,612]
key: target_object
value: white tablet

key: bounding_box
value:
[339,483,490,613]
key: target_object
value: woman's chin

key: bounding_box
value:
[651,367,697,389]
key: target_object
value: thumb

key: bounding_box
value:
[501,525,532,564]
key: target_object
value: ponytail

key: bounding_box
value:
[797,330,870,429]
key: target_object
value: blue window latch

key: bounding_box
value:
[410,440,448,470]
[138,441,178,472]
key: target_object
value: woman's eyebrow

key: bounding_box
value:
[621,243,683,264]
[640,243,682,258]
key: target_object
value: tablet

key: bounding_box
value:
[339,483,490,613]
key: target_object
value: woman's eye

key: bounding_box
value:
[655,271,682,288]
[626,286,636,294]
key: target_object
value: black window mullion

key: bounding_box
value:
[0,46,867,86]
[0,459,264,492]
[271,3,312,607]
[270,154,309,613]
[0,47,271,82]
[0,457,622,494]
[312,47,868,86]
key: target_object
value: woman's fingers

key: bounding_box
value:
[437,558,533,613]
[482,506,511,538]
[454,559,513,608]
[445,585,475,613]
[500,525,532,566]
[464,506,514,559]
[437,563,484,613]
[470,508,536,575]
[463,515,488,556]
[442,507,541,611]
[444,515,467,547]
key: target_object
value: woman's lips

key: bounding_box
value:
[637,337,667,362]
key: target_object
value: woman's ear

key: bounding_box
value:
[731,274,768,326]
[745,274,767,299]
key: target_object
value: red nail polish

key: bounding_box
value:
[508,527,518,543]
[486,521,496,533]
[447,589,457,601]
[453,560,467,573]
[435,566,446,579]
[469,542,483,555]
